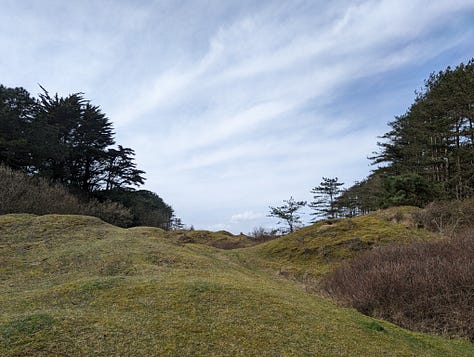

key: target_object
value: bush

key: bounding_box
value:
[0,165,132,226]
[94,189,174,229]
[248,226,279,242]
[321,234,474,341]
[413,199,474,236]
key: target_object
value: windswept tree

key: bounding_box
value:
[33,87,145,192]
[268,196,306,233]
[309,177,344,220]
[102,146,145,191]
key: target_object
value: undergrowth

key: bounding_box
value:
[321,232,474,341]
[0,165,132,226]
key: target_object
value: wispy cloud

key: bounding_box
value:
[1,0,473,232]
[230,211,265,223]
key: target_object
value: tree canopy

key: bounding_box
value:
[0,84,177,229]
[336,59,474,216]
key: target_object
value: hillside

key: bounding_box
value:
[1,214,472,356]
[234,207,435,288]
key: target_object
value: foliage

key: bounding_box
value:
[336,174,385,217]
[321,233,474,341]
[95,189,175,229]
[412,197,474,236]
[338,59,474,215]
[0,84,145,191]
[0,83,174,227]
[248,226,280,242]
[380,173,441,208]
[0,164,132,226]
[309,177,344,220]
[373,60,474,200]
[0,85,37,170]
[268,196,306,233]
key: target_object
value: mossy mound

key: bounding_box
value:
[1,214,471,356]
[164,229,257,249]
[236,210,436,283]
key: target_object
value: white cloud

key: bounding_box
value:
[230,211,265,223]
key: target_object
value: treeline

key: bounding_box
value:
[336,59,474,216]
[0,84,177,229]
[269,60,474,230]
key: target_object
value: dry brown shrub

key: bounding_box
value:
[248,226,279,242]
[321,233,474,341]
[413,199,474,236]
[0,165,132,226]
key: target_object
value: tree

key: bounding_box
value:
[380,173,441,208]
[268,196,306,233]
[0,83,173,229]
[373,59,474,201]
[171,217,185,230]
[103,146,145,191]
[95,189,174,229]
[0,85,37,170]
[309,177,344,220]
[335,173,385,217]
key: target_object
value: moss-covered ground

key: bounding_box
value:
[233,207,436,285]
[1,213,472,356]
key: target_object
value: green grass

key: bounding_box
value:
[1,213,472,356]
[233,208,436,286]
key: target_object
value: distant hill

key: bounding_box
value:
[1,213,472,356]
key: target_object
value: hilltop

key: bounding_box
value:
[1,213,472,356]
[237,206,434,286]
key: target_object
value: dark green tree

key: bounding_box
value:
[309,177,344,220]
[268,196,306,233]
[68,102,115,192]
[373,59,474,201]
[103,146,145,191]
[0,85,37,170]
[380,174,441,208]
[95,189,174,229]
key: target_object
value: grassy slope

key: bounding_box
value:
[0,214,472,356]
[235,207,435,284]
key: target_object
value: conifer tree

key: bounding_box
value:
[268,196,306,233]
[309,177,344,220]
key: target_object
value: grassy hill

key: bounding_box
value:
[232,207,435,287]
[1,213,472,356]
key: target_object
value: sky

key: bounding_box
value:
[1,0,474,233]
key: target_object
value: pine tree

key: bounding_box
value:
[309,177,344,220]
[268,196,306,233]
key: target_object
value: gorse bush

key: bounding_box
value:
[0,165,132,226]
[321,234,474,341]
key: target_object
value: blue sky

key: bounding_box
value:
[1,0,474,233]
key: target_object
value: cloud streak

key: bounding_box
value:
[1,0,473,233]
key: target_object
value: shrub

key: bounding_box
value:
[413,199,474,236]
[248,226,279,242]
[0,165,132,226]
[321,234,474,341]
